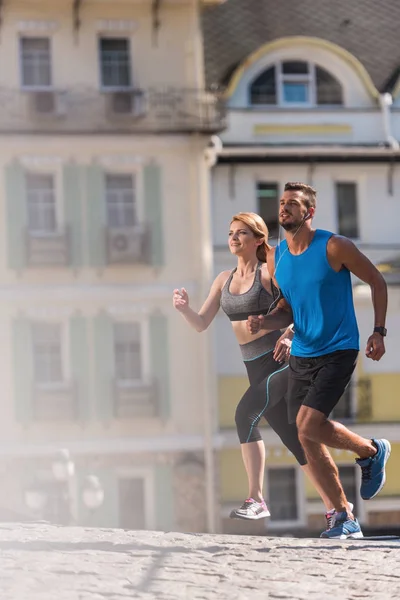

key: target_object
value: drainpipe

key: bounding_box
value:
[379,93,399,151]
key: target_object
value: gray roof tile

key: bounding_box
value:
[202,0,400,91]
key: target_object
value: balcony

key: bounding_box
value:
[32,382,77,421]
[0,86,226,134]
[26,227,70,267]
[113,379,158,418]
[105,224,149,265]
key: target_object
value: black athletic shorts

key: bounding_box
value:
[287,349,359,424]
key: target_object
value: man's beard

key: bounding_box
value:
[280,218,303,232]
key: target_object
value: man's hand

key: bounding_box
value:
[365,332,386,361]
[273,332,292,363]
[246,315,264,335]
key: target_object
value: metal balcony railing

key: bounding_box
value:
[0,86,227,134]
[25,226,70,267]
[32,380,77,421]
[113,379,158,419]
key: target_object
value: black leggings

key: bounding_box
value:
[235,347,307,466]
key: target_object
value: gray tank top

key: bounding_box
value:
[220,262,280,322]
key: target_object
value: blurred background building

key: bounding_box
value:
[204,0,400,535]
[0,0,399,537]
[0,0,225,531]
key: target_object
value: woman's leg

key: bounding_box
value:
[240,440,265,502]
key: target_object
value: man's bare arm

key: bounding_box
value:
[247,297,293,334]
[328,236,387,328]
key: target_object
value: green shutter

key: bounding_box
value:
[5,161,27,271]
[69,315,90,422]
[155,465,175,531]
[12,317,33,423]
[149,312,170,420]
[93,312,115,422]
[86,164,106,268]
[144,163,164,267]
[63,163,84,268]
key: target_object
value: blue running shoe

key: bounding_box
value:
[320,512,363,539]
[356,438,391,500]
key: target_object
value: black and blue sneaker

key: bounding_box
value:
[356,438,391,500]
[320,512,363,539]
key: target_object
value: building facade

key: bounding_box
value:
[0,0,226,532]
[203,0,400,534]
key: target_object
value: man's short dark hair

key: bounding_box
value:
[284,182,316,209]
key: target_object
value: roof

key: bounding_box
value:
[202,0,400,92]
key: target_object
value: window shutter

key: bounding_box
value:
[143,163,164,267]
[63,163,84,267]
[5,161,27,271]
[155,465,175,530]
[69,315,90,422]
[149,312,170,420]
[12,317,33,423]
[86,164,106,268]
[93,311,115,422]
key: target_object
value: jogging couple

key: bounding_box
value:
[173,182,390,539]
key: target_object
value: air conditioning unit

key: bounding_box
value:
[28,91,66,117]
[107,227,145,264]
[109,90,146,118]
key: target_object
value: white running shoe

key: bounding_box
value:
[230,498,271,520]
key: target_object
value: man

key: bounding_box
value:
[247,181,390,539]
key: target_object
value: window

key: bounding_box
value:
[336,182,359,238]
[338,466,358,515]
[118,477,146,529]
[106,174,136,227]
[256,182,280,240]
[250,61,343,107]
[267,467,298,521]
[26,173,57,235]
[100,38,131,88]
[32,323,63,385]
[20,37,52,88]
[114,322,142,382]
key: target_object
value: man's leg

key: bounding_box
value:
[298,435,350,514]
[297,405,375,458]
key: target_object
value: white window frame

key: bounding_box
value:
[250,61,342,108]
[113,318,150,386]
[19,35,53,91]
[264,465,306,530]
[98,159,144,224]
[98,35,132,91]
[277,61,315,108]
[116,467,155,530]
[24,162,63,237]
[105,172,137,228]
[31,320,69,390]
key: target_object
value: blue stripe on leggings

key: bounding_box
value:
[245,364,289,443]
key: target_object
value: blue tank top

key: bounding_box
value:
[275,229,359,357]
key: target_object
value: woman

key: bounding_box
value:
[173,212,333,522]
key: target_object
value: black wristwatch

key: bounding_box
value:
[374,326,387,337]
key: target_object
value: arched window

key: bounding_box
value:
[249,61,343,106]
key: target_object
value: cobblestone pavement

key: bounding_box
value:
[0,523,399,600]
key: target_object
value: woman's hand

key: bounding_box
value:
[273,328,293,363]
[173,288,189,313]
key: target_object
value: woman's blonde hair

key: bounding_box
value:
[230,212,272,263]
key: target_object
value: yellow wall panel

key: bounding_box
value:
[371,374,400,421]
[218,376,248,428]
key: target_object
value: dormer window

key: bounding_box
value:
[250,61,343,107]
